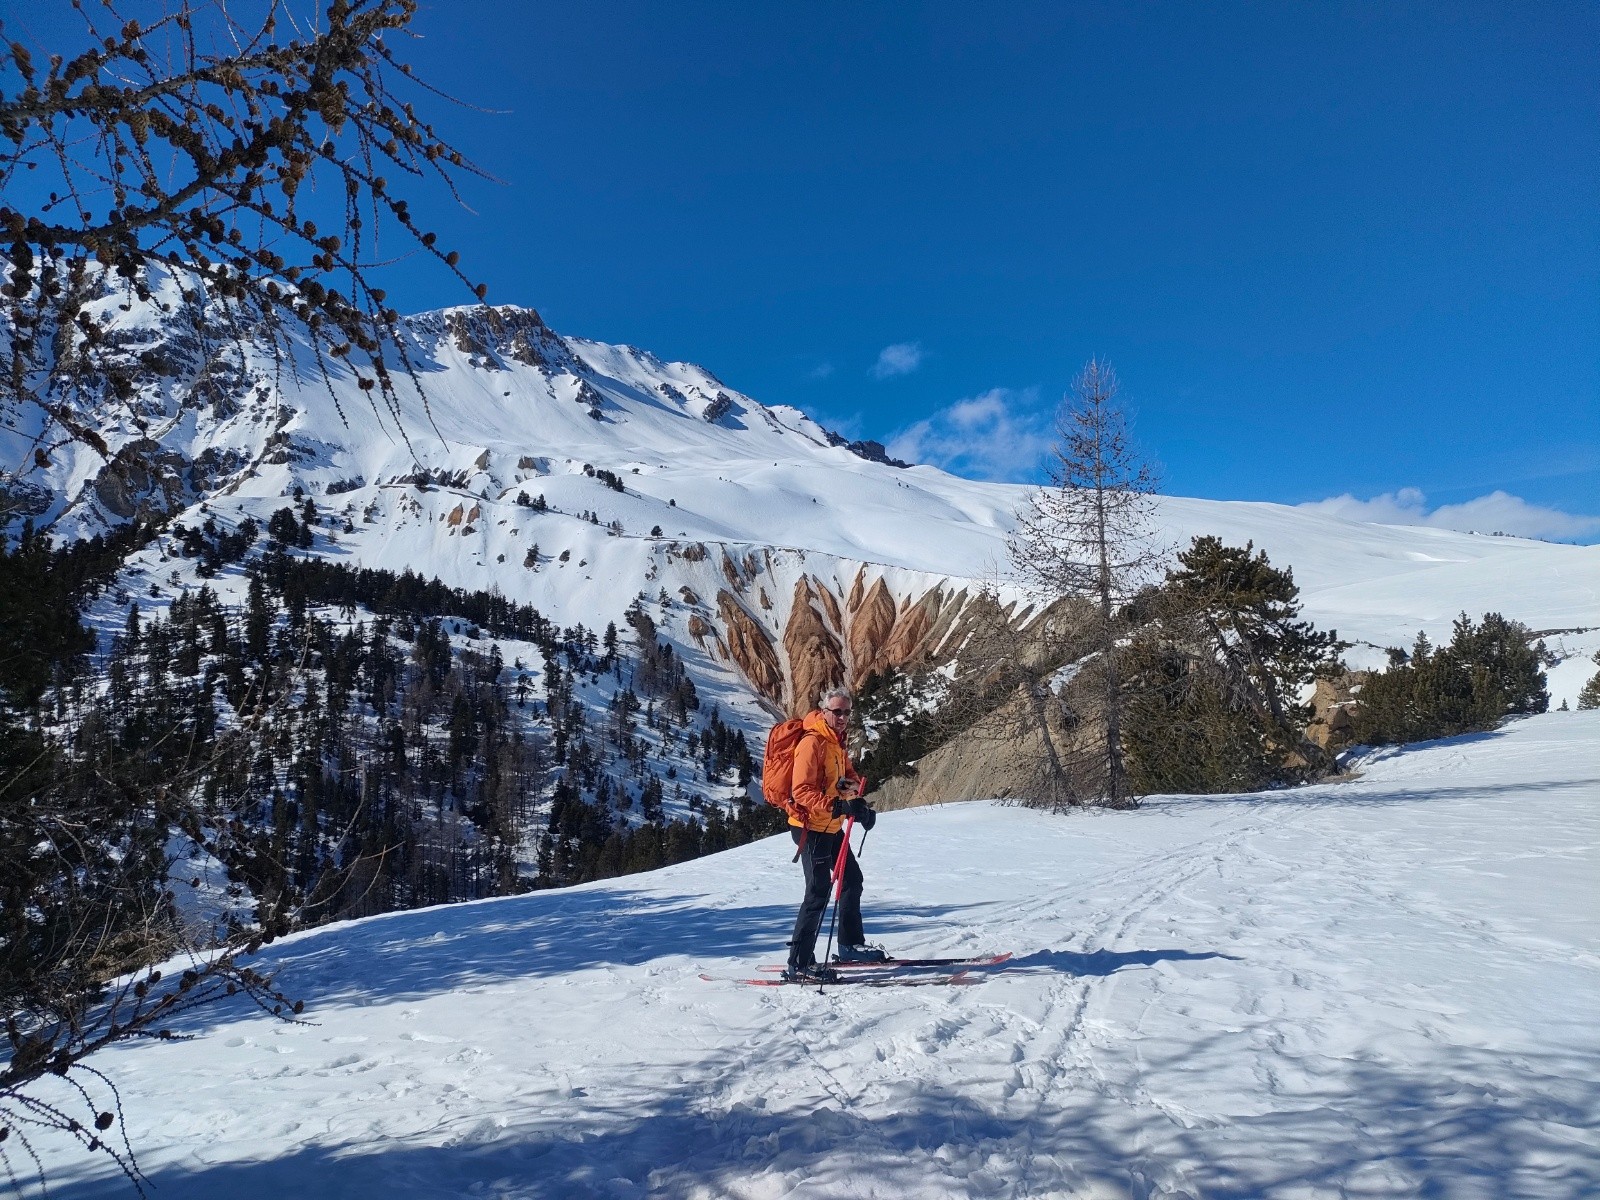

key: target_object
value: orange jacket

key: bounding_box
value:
[788,709,863,833]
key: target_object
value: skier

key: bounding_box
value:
[784,687,882,981]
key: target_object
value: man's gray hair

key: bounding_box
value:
[819,686,853,708]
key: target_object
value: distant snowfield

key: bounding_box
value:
[37,712,1600,1199]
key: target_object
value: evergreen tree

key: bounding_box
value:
[1122,538,1342,793]
[1577,653,1600,711]
[0,522,99,706]
[1445,612,1548,717]
[1164,538,1340,736]
[245,577,273,663]
[1354,613,1549,744]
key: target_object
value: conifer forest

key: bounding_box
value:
[1,508,775,1023]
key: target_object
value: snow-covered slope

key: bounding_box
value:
[32,711,1600,1199]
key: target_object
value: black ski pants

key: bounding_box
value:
[788,826,863,968]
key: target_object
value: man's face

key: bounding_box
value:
[821,699,851,735]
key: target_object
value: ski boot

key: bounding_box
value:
[834,942,890,964]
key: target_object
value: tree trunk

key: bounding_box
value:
[1023,680,1078,810]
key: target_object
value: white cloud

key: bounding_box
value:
[886,388,1053,483]
[809,361,835,380]
[870,342,923,380]
[1299,488,1600,542]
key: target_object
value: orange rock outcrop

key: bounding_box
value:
[716,590,784,705]
[783,578,847,714]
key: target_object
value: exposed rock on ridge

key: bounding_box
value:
[847,578,898,683]
[784,577,847,713]
[683,553,997,720]
[403,305,577,377]
[717,589,784,705]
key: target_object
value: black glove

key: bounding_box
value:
[849,798,876,830]
[831,797,850,818]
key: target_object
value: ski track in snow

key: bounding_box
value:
[26,714,1600,1200]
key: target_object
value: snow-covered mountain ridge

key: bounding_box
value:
[8,279,1597,712]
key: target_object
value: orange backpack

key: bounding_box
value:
[761,718,813,816]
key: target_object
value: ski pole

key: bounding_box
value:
[817,814,856,988]
[830,817,855,897]
[853,775,870,860]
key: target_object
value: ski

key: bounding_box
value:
[700,970,978,988]
[756,952,1013,973]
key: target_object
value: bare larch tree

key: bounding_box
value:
[1008,358,1163,808]
[0,3,490,1191]
[0,0,489,486]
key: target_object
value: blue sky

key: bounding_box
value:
[22,2,1599,538]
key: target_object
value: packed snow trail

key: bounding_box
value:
[30,713,1600,1199]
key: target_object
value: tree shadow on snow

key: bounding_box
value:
[1126,1032,1600,1200]
[1295,775,1600,810]
[41,1085,1122,1200]
[1149,775,1600,813]
[1005,946,1242,978]
[45,1025,1599,1200]
[141,888,978,1036]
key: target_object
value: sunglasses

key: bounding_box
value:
[824,706,852,716]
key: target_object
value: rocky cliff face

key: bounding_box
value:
[1304,671,1369,752]
[90,437,199,521]
[872,699,1047,811]
[782,576,846,712]
[683,552,1009,720]
[715,588,785,702]
[410,304,577,375]
[846,577,898,681]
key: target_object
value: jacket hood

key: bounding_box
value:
[802,709,842,744]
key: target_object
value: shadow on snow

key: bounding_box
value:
[44,1035,1598,1200]
[1005,947,1241,978]
[148,888,1007,1035]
